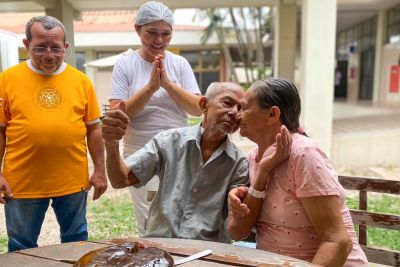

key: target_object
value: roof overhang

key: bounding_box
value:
[1,0,399,34]
[0,0,277,12]
[1,0,398,12]
[336,0,400,32]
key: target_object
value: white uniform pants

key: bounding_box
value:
[123,142,158,236]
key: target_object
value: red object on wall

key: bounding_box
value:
[389,65,399,93]
[349,67,356,79]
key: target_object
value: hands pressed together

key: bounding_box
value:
[148,54,173,92]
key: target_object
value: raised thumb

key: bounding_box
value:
[118,100,127,114]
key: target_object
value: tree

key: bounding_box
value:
[198,8,238,82]
[196,6,271,85]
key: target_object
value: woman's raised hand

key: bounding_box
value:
[259,125,292,172]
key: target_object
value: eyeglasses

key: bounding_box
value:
[30,46,65,56]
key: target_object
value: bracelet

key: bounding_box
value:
[248,186,265,199]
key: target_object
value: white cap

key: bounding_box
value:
[135,1,174,27]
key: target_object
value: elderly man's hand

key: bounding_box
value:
[228,186,250,218]
[87,171,107,201]
[102,101,130,142]
[0,174,13,204]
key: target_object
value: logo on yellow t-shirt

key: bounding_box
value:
[34,85,62,111]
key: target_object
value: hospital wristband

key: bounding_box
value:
[248,186,265,199]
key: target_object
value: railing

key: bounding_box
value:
[338,175,400,266]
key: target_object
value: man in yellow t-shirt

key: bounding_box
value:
[0,16,107,252]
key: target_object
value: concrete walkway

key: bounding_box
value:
[331,102,400,167]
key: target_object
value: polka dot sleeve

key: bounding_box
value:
[291,145,341,198]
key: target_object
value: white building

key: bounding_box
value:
[0,0,399,165]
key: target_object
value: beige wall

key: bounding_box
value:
[93,68,113,113]
[379,44,400,104]
[332,130,400,167]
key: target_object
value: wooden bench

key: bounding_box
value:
[338,175,400,266]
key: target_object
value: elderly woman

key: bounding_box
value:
[109,1,202,235]
[227,78,368,266]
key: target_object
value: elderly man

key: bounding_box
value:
[0,16,107,252]
[102,82,248,243]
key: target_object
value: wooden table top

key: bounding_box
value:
[0,237,314,266]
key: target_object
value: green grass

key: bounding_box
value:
[87,194,138,241]
[346,194,400,251]
[0,235,7,254]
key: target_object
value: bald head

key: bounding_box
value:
[200,82,244,135]
[205,82,244,103]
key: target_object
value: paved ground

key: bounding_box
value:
[333,112,400,135]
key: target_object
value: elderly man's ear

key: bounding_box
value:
[199,96,208,113]
[22,38,29,50]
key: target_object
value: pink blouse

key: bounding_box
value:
[249,133,368,266]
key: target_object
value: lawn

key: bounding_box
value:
[346,194,400,251]
[0,236,7,254]
[87,194,138,241]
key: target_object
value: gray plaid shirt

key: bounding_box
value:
[125,124,248,243]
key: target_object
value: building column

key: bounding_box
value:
[274,0,297,80]
[0,31,19,71]
[300,0,336,156]
[45,0,76,66]
[84,49,96,83]
[373,10,387,103]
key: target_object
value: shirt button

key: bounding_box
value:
[193,188,197,193]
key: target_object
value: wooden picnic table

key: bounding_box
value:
[0,237,314,266]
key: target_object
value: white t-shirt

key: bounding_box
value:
[110,50,200,149]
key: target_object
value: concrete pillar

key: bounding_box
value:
[45,0,76,66]
[299,0,336,156]
[347,53,360,102]
[372,10,387,103]
[0,31,19,71]
[84,49,96,84]
[274,0,297,80]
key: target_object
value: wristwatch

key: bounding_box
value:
[248,186,265,199]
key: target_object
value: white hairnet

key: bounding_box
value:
[135,1,174,26]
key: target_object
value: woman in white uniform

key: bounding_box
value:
[109,1,202,235]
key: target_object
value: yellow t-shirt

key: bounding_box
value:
[0,62,100,198]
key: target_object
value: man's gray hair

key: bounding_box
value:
[205,82,243,102]
[26,16,67,42]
